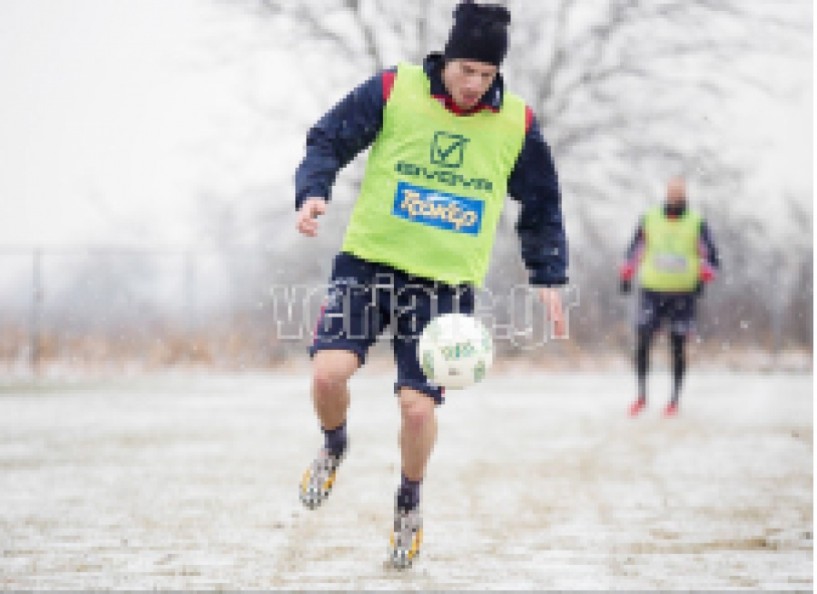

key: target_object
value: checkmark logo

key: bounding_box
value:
[430,131,469,168]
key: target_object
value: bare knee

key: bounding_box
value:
[313,368,346,396]
[312,351,358,399]
[399,390,435,434]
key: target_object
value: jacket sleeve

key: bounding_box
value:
[294,70,391,209]
[624,220,645,265]
[699,219,721,270]
[508,113,569,287]
[618,219,645,281]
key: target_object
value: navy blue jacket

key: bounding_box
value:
[295,53,568,287]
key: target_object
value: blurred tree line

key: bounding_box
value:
[205,0,812,355]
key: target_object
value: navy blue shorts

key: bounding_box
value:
[636,289,697,337]
[309,252,475,404]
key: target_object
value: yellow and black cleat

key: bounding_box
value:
[299,448,344,510]
[389,506,423,569]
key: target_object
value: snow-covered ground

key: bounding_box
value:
[0,371,811,590]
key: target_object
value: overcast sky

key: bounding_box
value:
[0,0,229,246]
[0,0,811,248]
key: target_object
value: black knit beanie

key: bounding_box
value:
[443,1,511,67]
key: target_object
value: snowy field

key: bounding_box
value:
[0,370,812,590]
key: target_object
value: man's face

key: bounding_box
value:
[442,59,498,110]
[666,178,687,205]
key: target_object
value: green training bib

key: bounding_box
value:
[341,63,526,286]
[639,205,702,292]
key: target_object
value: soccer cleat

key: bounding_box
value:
[664,401,679,417]
[389,505,423,569]
[629,397,647,417]
[299,447,345,510]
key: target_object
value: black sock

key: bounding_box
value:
[670,333,687,405]
[636,328,653,401]
[396,473,421,511]
[322,422,347,457]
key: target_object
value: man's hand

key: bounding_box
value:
[618,262,635,295]
[699,262,716,284]
[695,262,716,298]
[538,287,567,339]
[296,198,327,237]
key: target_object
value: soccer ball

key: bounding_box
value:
[418,313,494,390]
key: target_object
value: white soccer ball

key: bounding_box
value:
[418,313,494,390]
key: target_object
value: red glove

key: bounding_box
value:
[699,262,716,283]
[619,262,635,281]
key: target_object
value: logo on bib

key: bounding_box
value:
[392,181,483,235]
[652,252,689,273]
[430,131,469,168]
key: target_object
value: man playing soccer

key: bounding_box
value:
[294,1,569,568]
[619,177,720,417]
